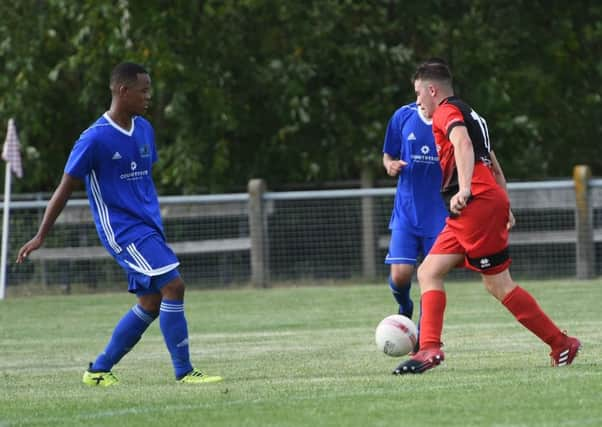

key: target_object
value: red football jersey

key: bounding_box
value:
[432,96,498,196]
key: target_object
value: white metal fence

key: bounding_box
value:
[2,177,601,293]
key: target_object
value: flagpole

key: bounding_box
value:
[0,162,12,300]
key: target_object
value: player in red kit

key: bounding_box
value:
[393,60,581,374]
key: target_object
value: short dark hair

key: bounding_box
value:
[110,62,148,88]
[413,58,452,85]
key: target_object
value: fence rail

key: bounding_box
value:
[1,167,601,293]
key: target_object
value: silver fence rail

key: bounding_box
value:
[1,174,601,292]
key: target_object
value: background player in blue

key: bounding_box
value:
[382,102,447,331]
[16,62,222,386]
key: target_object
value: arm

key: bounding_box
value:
[383,153,408,177]
[489,150,507,190]
[16,173,81,263]
[490,150,516,229]
[448,125,474,215]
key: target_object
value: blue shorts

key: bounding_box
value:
[384,228,439,265]
[114,233,181,296]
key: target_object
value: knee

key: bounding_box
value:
[390,272,408,288]
[416,264,430,285]
[138,293,162,313]
[482,270,515,301]
[483,282,506,301]
[161,276,186,300]
[483,279,515,301]
[390,266,414,287]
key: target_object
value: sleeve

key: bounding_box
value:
[382,107,411,157]
[64,131,95,179]
[434,103,465,139]
[149,122,158,164]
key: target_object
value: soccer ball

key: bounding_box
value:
[375,314,418,357]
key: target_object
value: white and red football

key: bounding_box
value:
[375,314,418,357]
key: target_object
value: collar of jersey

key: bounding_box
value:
[439,96,458,106]
[416,105,432,125]
[103,112,136,137]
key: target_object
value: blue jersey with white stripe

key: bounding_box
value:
[382,103,447,235]
[65,113,163,255]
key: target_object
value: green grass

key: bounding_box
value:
[1,280,601,427]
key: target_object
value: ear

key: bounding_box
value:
[118,85,129,97]
[428,83,437,97]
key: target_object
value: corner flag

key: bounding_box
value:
[2,118,23,178]
[1,118,23,300]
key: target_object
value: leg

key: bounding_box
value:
[393,253,462,375]
[158,274,223,383]
[416,253,462,347]
[480,268,517,301]
[89,294,160,372]
[159,273,222,384]
[158,275,193,379]
[485,269,581,366]
[385,228,420,318]
[389,263,418,353]
[484,269,563,345]
[83,291,160,386]
[389,263,415,318]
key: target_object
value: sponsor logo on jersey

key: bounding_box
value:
[120,161,149,181]
[411,145,439,164]
[139,144,151,158]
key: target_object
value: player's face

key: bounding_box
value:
[414,79,435,118]
[125,73,151,115]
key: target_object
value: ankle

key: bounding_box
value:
[550,331,568,350]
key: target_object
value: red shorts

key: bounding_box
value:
[430,186,511,275]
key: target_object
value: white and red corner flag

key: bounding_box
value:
[1,118,23,300]
[2,118,23,179]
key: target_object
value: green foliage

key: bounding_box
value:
[0,1,601,193]
[416,0,602,178]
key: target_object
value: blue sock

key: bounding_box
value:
[389,276,414,319]
[91,305,157,372]
[160,299,193,379]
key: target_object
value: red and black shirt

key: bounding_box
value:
[432,96,497,197]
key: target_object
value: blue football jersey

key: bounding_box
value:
[65,113,164,254]
[382,103,447,235]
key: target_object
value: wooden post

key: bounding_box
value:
[248,179,269,287]
[573,165,594,279]
[361,167,376,279]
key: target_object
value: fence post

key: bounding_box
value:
[248,178,269,287]
[573,165,594,279]
[361,167,376,280]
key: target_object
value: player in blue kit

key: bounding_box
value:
[382,101,447,341]
[16,62,222,386]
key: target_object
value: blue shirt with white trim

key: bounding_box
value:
[382,103,447,235]
[65,113,163,254]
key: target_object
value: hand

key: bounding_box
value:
[507,209,516,230]
[449,188,472,215]
[16,236,44,264]
[385,159,407,177]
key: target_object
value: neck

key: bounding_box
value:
[107,107,133,130]
[434,89,454,106]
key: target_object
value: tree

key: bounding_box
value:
[1,0,601,194]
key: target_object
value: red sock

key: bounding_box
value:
[419,290,446,349]
[502,286,564,349]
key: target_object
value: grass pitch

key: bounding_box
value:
[1,279,601,427]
